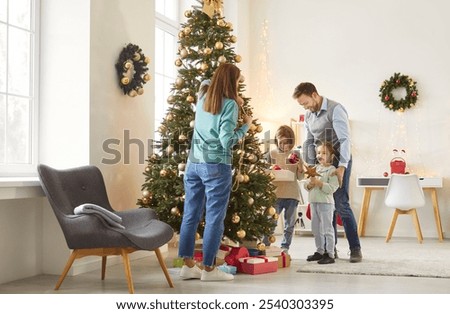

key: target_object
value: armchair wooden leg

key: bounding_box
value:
[101,256,107,280]
[120,249,134,294]
[154,248,174,288]
[55,250,78,290]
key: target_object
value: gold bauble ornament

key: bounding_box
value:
[128,90,137,97]
[249,124,257,132]
[195,232,201,240]
[158,125,167,134]
[189,120,195,128]
[178,163,186,171]
[236,173,244,182]
[166,113,173,121]
[137,88,144,95]
[178,31,184,39]
[218,56,227,63]
[269,235,276,243]
[144,56,151,64]
[256,125,263,133]
[230,35,237,43]
[178,134,187,142]
[186,95,195,103]
[143,73,151,82]
[171,206,180,215]
[145,166,151,172]
[204,47,212,55]
[167,95,175,104]
[200,62,209,71]
[214,41,224,50]
[243,174,250,183]
[234,55,242,63]
[237,229,246,239]
[175,77,184,87]
[183,27,191,35]
[184,10,192,17]
[257,242,266,251]
[133,52,141,61]
[231,214,240,223]
[248,197,254,205]
[121,77,130,85]
[175,58,183,67]
[180,48,188,59]
[267,206,276,216]
[142,190,150,197]
[160,169,167,176]
[273,213,279,220]
[142,197,150,205]
[226,22,233,30]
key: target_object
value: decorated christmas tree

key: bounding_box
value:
[137,0,277,247]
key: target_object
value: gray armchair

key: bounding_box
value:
[37,164,174,293]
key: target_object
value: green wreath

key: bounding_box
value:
[379,73,418,112]
[115,43,151,97]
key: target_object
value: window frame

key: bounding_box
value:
[0,0,40,177]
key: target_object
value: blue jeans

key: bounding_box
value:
[263,198,298,250]
[178,161,232,267]
[333,157,361,250]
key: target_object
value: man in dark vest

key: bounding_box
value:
[293,82,362,263]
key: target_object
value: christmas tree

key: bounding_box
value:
[137,0,277,247]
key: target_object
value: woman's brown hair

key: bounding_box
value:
[204,63,241,115]
[275,125,296,150]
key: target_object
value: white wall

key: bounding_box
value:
[246,0,450,238]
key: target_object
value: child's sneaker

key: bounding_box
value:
[201,267,234,281]
[179,264,202,280]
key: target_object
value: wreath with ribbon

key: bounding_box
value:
[115,43,151,97]
[379,72,418,112]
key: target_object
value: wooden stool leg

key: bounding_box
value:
[386,209,399,242]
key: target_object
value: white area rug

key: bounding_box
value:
[293,236,450,278]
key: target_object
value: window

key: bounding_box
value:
[154,0,180,141]
[0,0,39,176]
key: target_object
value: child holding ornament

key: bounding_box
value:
[304,141,339,264]
[263,125,304,253]
[178,63,252,281]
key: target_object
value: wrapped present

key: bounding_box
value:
[216,245,232,259]
[224,246,249,273]
[238,256,278,275]
[193,251,203,262]
[248,248,264,256]
[172,257,184,268]
[264,246,283,257]
[217,263,237,275]
[277,252,291,268]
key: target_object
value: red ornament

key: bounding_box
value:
[273,165,281,170]
[384,95,390,101]
[383,172,389,177]
[396,79,400,84]
[411,92,417,97]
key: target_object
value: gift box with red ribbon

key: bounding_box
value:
[238,256,278,275]
[277,252,291,268]
[224,246,249,273]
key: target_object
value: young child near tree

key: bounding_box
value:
[263,125,303,253]
[304,141,339,264]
